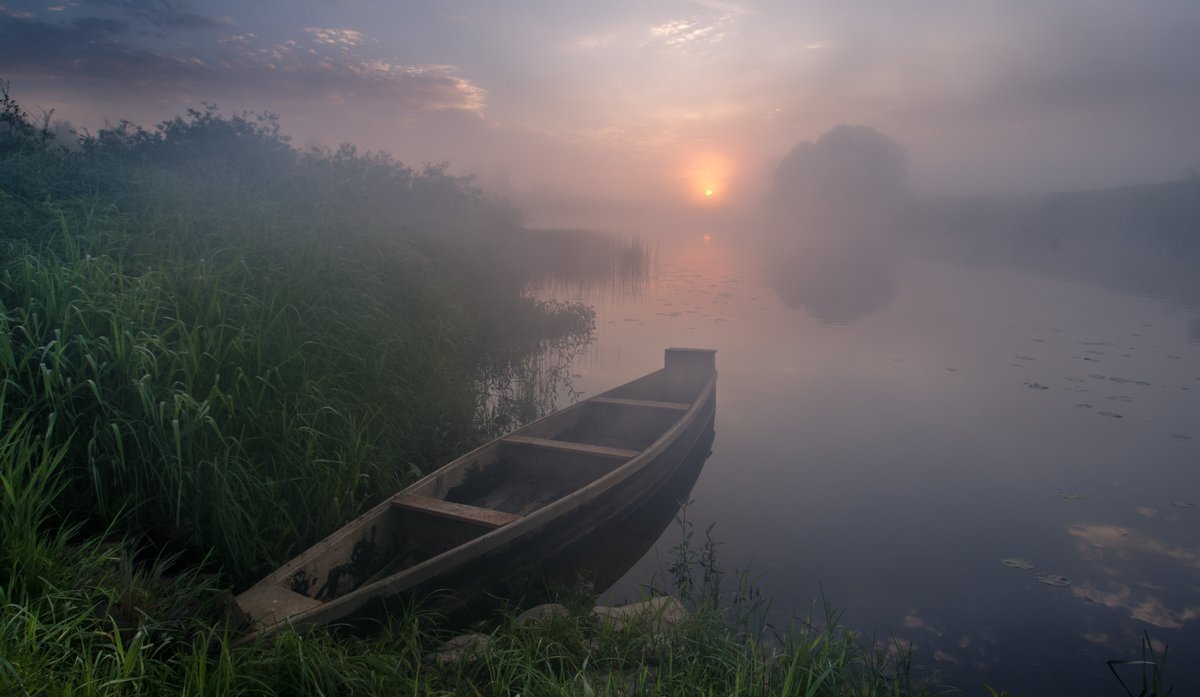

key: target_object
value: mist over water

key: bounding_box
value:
[534,156,1200,694]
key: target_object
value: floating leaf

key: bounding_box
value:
[1170,500,1194,509]
[1058,492,1087,501]
[1035,573,1070,587]
[1002,558,1034,570]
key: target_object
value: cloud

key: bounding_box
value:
[0,13,486,114]
[1069,523,1200,569]
[0,11,208,88]
[217,35,486,113]
[647,14,733,49]
[84,0,231,31]
[0,3,33,19]
[70,16,128,34]
[563,33,613,52]
[304,27,367,48]
[1073,581,1200,630]
[1067,522,1200,629]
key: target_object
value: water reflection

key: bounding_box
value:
[764,237,898,324]
[549,232,1200,695]
[1067,522,1200,630]
[541,420,715,595]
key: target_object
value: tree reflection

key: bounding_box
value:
[762,125,908,324]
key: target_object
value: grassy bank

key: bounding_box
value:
[1,84,598,581]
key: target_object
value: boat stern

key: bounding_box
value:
[665,347,716,374]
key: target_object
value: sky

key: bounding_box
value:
[3,0,1199,219]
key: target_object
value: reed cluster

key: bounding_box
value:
[1,83,595,582]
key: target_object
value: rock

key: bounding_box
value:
[593,596,689,633]
[425,632,492,665]
[514,603,569,628]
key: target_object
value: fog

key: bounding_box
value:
[6,0,1197,380]
[761,124,907,322]
[4,0,1199,214]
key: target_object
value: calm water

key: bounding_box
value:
[546,231,1200,696]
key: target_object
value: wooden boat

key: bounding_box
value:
[234,347,717,642]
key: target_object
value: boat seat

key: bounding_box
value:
[589,396,690,412]
[502,434,640,460]
[391,494,521,528]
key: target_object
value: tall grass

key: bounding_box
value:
[1,85,594,583]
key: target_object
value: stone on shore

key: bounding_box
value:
[593,596,689,633]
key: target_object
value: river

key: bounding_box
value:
[544,228,1200,696]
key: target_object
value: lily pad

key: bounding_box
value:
[1035,573,1071,587]
[1170,500,1195,509]
[1057,492,1087,501]
[1002,558,1034,570]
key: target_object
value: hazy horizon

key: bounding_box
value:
[3,0,1199,225]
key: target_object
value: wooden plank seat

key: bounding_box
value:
[589,396,691,412]
[502,434,641,460]
[392,494,522,528]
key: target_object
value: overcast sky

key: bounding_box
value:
[3,0,1199,213]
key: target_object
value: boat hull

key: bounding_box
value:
[235,348,716,641]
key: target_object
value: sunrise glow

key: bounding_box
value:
[685,153,733,206]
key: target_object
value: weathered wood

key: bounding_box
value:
[502,435,640,460]
[392,494,521,528]
[589,396,691,412]
[238,584,323,628]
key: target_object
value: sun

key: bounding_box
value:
[684,153,732,205]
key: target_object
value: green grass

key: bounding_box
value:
[1,84,595,583]
[0,451,948,696]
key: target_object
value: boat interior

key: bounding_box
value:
[259,352,714,610]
